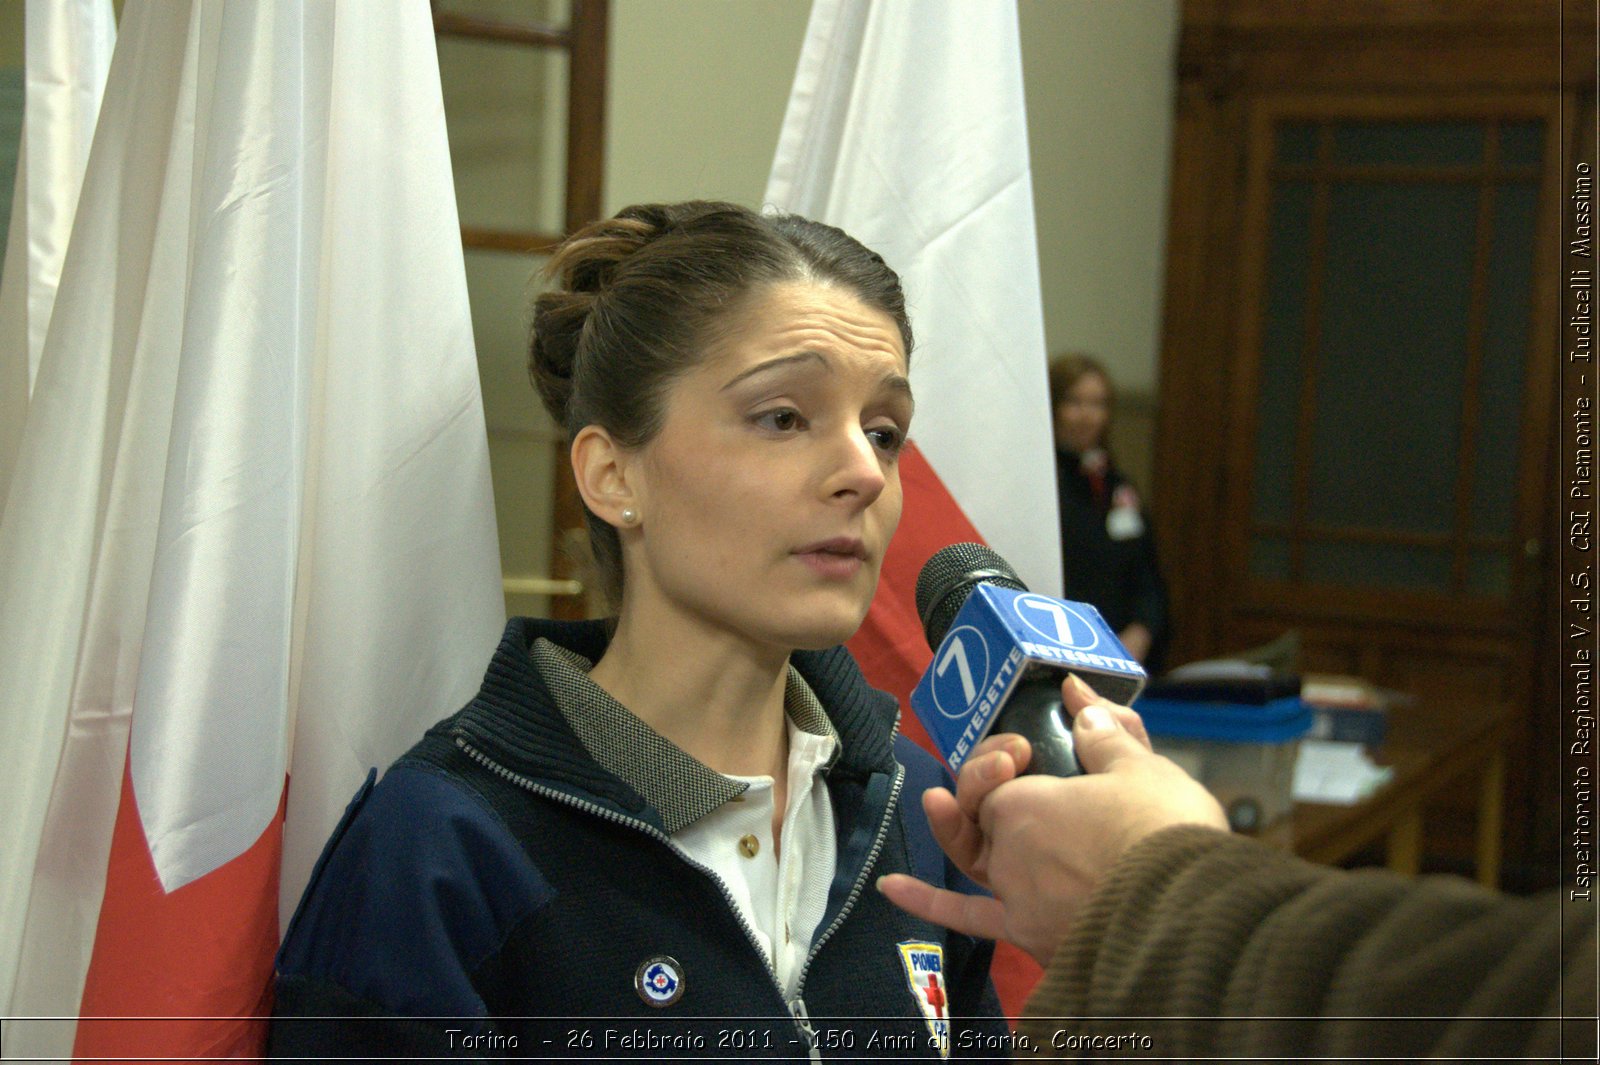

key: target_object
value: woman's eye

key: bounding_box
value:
[754,408,805,432]
[866,424,906,455]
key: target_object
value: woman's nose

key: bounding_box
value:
[823,428,887,505]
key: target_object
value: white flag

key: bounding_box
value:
[766,0,1060,597]
[0,0,116,505]
[0,1,504,1056]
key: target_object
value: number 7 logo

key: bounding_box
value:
[1014,594,1100,651]
[936,636,977,704]
[930,626,990,719]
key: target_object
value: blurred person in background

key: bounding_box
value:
[1049,353,1168,671]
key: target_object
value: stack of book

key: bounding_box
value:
[1299,674,1401,746]
[1144,660,1396,747]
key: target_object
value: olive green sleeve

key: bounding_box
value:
[1020,825,1592,1060]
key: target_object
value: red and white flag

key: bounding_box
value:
[0,1,504,1056]
[765,0,1061,1015]
[0,0,116,508]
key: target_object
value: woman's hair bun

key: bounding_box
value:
[528,206,680,425]
[528,289,591,424]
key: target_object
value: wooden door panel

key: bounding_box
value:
[1229,95,1556,616]
[1156,2,1579,884]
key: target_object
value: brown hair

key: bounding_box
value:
[529,200,913,607]
[1047,351,1114,413]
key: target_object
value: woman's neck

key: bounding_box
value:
[587,604,791,781]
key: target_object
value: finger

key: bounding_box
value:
[1004,733,1034,773]
[1061,672,1090,708]
[1070,701,1156,774]
[923,787,965,846]
[1061,674,1152,753]
[1116,704,1152,751]
[954,746,1022,821]
[965,732,1033,771]
[876,874,1009,942]
[922,787,985,874]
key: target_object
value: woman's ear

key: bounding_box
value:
[571,425,639,529]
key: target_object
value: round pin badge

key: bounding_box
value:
[634,955,685,1008]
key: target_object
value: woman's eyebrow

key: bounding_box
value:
[719,351,828,391]
[881,373,913,400]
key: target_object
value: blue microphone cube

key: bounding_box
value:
[910,585,1148,772]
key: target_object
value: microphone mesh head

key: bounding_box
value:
[914,542,1028,651]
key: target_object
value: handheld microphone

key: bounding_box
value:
[909,543,1147,776]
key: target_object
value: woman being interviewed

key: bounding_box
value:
[269,202,1007,1057]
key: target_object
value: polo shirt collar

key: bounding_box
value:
[530,638,840,834]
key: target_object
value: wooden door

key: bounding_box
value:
[1220,97,1559,706]
[1154,1,1586,884]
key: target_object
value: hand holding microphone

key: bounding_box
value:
[911,542,1148,777]
[878,676,1228,967]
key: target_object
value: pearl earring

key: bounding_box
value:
[620,507,638,526]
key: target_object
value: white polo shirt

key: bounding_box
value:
[672,716,837,998]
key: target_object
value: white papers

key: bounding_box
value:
[1292,739,1395,805]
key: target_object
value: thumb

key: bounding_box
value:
[1071,702,1150,774]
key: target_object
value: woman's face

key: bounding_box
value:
[622,281,912,654]
[1053,371,1111,454]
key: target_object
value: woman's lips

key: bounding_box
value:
[793,538,868,579]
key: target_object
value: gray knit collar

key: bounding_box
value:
[529,638,839,834]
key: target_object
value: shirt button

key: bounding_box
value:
[739,834,760,858]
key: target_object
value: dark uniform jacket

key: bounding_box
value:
[1055,448,1169,671]
[269,616,1005,1060]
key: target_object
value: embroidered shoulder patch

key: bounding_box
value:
[896,941,950,1058]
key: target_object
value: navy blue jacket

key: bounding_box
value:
[269,617,1006,1060]
[1055,449,1169,672]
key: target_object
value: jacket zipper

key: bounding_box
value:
[457,737,845,1057]
[793,765,905,998]
[789,995,822,1063]
[786,763,905,1062]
